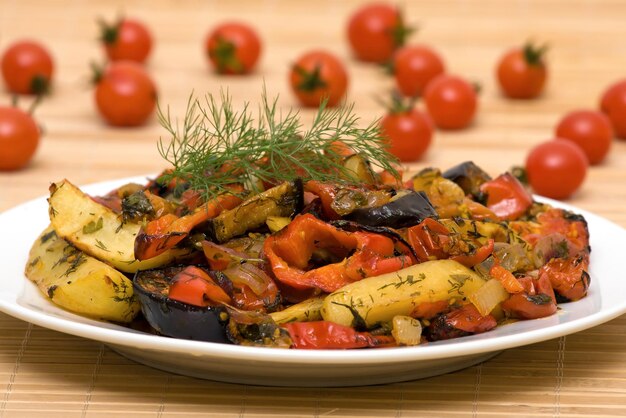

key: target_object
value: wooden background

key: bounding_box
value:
[1,0,625,416]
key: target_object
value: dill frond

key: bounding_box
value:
[157,89,399,200]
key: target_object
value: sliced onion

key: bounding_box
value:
[224,305,269,325]
[224,263,272,296]
[494,242,534,272]
[468,279,510,317]
[391,315,423,346]
[202,240,251,270]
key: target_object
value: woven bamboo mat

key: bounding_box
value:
[1,0,626,416]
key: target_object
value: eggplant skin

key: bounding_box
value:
[345,191,438,228]
[133,267,230,343]
[442,161,492,197]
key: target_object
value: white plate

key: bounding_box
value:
[1,176,626,387]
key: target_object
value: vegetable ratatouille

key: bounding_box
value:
[25,92,591,349]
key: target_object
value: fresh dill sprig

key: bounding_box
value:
[157,89,399,199]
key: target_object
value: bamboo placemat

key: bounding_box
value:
[1,0,626,416]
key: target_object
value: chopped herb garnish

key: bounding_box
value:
[157,89,399,201]
[82,217,104,234]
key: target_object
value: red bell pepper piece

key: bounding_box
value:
[501,274,558,319]
[407,218,450,262]
[407,218,494,267]
[168,266,231,307]
[538,255,590,301]
[283,321,396,349]
[450,239,494,268]
[264,214,412,292]
[479,172,533,220]
[134,191,243,260]
[445,304,497,334]
[489,264,525,293]
[303,181,342,220]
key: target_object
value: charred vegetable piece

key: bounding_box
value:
[209,180,303,243]
[442,161,492,197]
[167,266,232,306]
[283,321,396,349]
[134,190,243,260]
[345,191,437,228]
[479,173,533,221]
[501,275,557,319]
[224,307,292,347]
[331,220,418,261]
[200,240,281,312]
[341,154,377,184]
[121,190,155,223]
[424,304,497,341]
[538,255,590,302]
[133,266,230,343]
[407,218,495,267]
[264,214,413,293]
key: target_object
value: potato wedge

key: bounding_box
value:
[48,180,191,273]
[25,226,140,322]
[321,259,486,328]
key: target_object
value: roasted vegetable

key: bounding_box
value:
[424,304,497,341]
[29,159,593,350]
[479,173,533,220]
[283,321,395,349]
[341,153,377,184]
[133,266,230,342]
[264,214,413,293]
[345,190,437,228]
[321,259,486,328]
[25,226,140,322]
[270,296,324,324]
[442,161,492,197]
[208,180,303,243]
[48,180,192,273]
[134,190,243,260]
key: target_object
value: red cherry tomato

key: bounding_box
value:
[393,45,445,97]
[600,79,626,140]
[289,50,348,107]
[496,43,547,99]
[555,110,613,165]
[380,108,433,162]
[100,18,153,63]
[0,106,39,171]
[94,61,157,127]
[205,22,261,74]
[423,74,477,130]
[525,140,588,200]
[347,3,409,63]
[1,40,54,95]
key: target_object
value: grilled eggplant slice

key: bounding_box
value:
[209,180,303,243]
[345,190,437,228]
[133,266,230,343]
[442,161,492,197]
